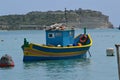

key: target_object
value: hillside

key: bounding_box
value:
[0,8,113,30]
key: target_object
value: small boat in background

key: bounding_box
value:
[0,54,14,67]
[118,25,120,30]
[21,23,93,61]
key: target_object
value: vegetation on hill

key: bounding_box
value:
[0,8,113,30]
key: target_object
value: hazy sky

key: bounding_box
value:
[0,0,119,27]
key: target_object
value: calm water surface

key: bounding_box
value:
[0,29,119,80]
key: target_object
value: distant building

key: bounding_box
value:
[0,25,9,30]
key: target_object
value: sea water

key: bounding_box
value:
[0,29,119,80]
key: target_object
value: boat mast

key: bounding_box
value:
[64,8,68,25]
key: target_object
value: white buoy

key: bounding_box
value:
[106,48,114,56]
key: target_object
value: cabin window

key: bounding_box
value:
[48,33,54,38]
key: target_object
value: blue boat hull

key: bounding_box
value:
[23,53,87,61]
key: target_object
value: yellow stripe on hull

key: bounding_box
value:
[24,48,87,57]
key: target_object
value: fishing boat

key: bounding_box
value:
[0,54,14,67]
[21,23,92,61]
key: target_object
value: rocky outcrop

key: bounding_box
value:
[0,8,113,30]
[79,16,113,29]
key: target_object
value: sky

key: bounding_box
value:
[0,0,120,27]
